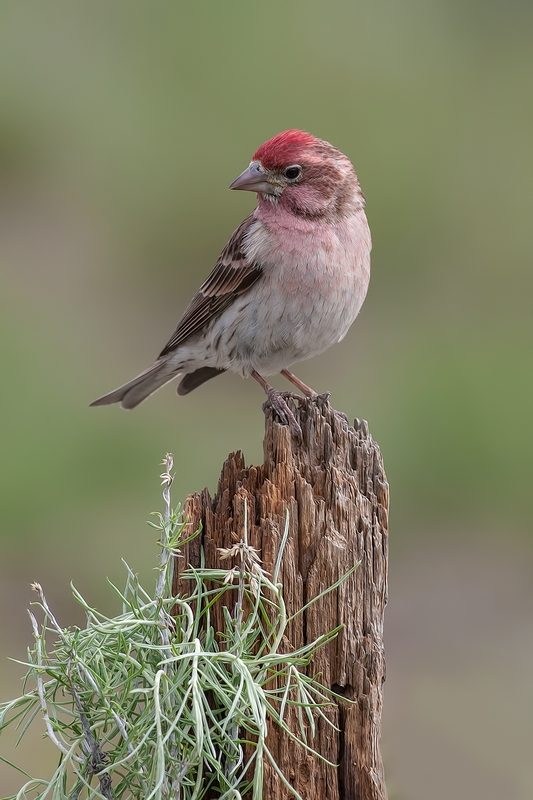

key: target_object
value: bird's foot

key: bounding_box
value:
[280,389,332,404]
[262,388,303,441]
[279,390,306,403]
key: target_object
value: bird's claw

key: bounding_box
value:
[280,389,331,405]
[263,390,303,441]
[280,390,305,404]
[316,391,331,403]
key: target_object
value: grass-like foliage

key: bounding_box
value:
[0,455,356,800]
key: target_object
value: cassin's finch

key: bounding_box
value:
[91,130,371,436]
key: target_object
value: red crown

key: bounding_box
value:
[253,130,318,170]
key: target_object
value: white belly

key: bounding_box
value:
[171,212,371,378]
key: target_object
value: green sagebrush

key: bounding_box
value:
[0,454,356,800]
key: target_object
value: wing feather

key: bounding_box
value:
[159,213,262,357]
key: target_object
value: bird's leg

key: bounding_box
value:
[280,369,331,402]
[280,369,316,397]
[251,370,302,440]
[279,368,350,429]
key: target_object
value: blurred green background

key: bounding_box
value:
[1,1,532,797]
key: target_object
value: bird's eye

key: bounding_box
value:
[284,165,302,180]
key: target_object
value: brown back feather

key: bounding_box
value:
[159,213,262,357]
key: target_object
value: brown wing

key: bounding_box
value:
[159,213,262,357]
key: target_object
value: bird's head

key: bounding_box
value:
[229,129,364,220]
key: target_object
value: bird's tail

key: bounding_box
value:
[89,360,178,409]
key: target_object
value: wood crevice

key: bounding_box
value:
[172,397,389,800]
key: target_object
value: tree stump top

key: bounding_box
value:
[174,398,389,800]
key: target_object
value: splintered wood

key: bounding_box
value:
[173,397,389,800]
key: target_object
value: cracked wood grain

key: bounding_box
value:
[172,396,389,800]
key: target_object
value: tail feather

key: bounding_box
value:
[177,366,225,395]
[90,361,178,409]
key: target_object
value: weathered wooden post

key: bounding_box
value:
[173,397,389,799]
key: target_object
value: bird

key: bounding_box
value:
[90,129,371,437]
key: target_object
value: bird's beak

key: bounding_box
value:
[229,161,277,194]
